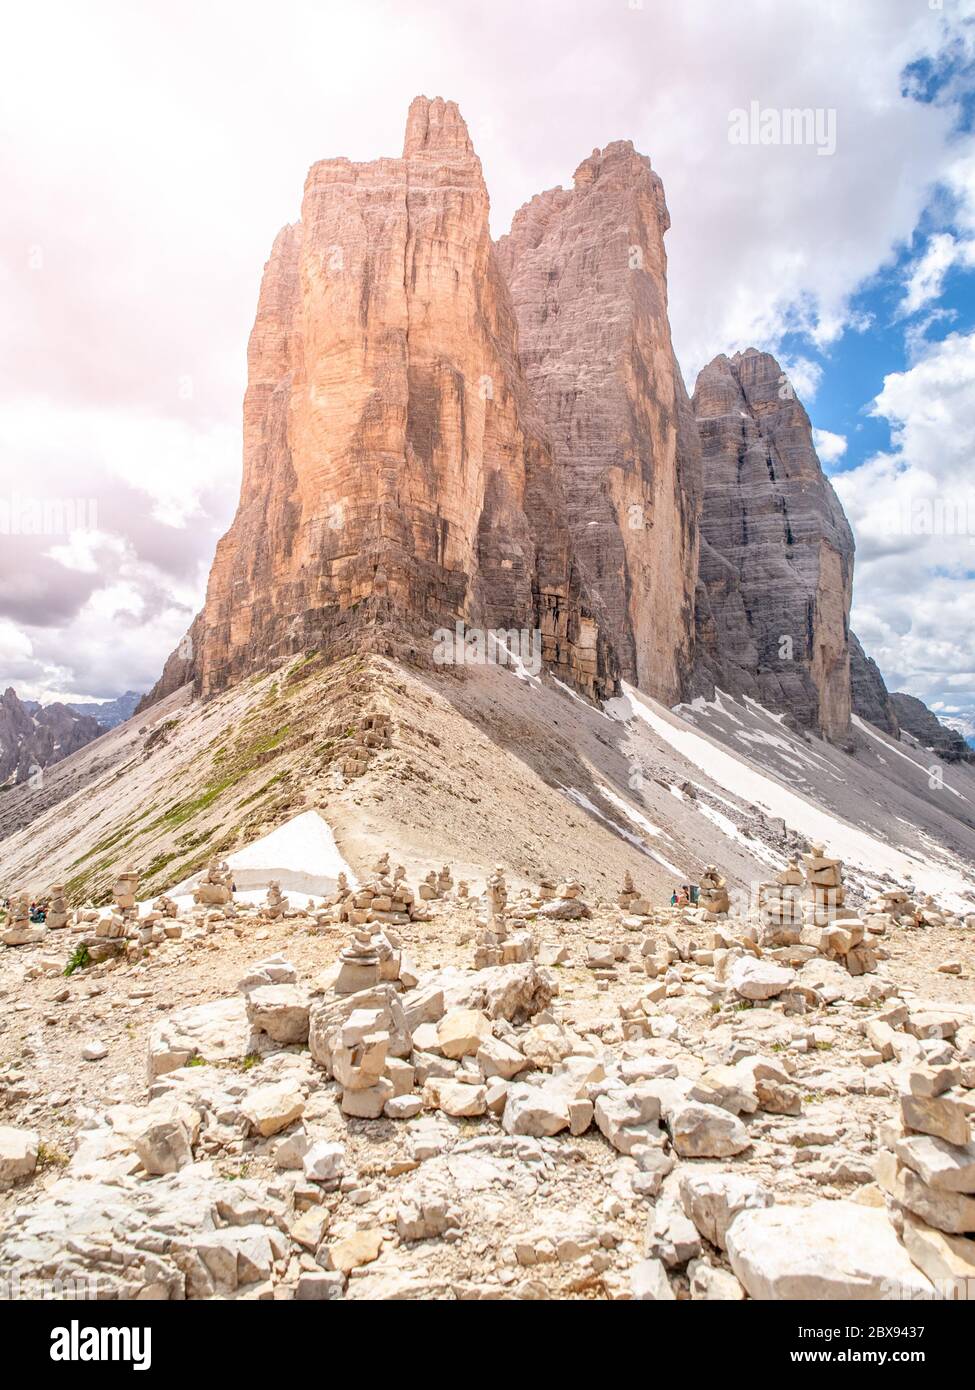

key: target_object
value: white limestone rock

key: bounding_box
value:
[727,1200,934,1299]
[679,1169,773,1250]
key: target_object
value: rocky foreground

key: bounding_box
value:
[1,848,974,1302]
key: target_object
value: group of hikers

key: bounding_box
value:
[670,884,700,908]
[0,896,47,922]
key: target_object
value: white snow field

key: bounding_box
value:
[609,685,975,910]
[167,809,357,901]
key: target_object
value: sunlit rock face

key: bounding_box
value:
[497,140,701,706]
[179,96,618,703]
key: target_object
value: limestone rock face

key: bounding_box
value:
[891,693,975,764]
[177,97,618,704]
[496,142,701,704]
[849,632,900,738]
[691,350,854,740]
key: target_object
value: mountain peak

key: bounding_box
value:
[402,95,473,158]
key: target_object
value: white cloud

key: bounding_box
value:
[834,331,975,716]
[812,427,848,465]
[899,231,975,317]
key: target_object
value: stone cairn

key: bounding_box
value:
[867,887,919,931]
[78,864,141,962]
[800,843,877,976]
[473,865,535,968]
[263,881,288,920]
[334,926,402,994]
[324,923,417,1118]
[46,884,68,930]
[338,711,393,780]
[418,864,453,902]
[752,845,879,977]
[332,853,426,926]
[113,865,140,923]
[536,878,591,921]
[698,865,730,917]
[153,894,179,918]
[876,1061,975,1292]
[1,891,42,947]
[757,858,804,944]
[193,857,233,907]
[618,872,652,917]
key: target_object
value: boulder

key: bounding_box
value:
[876,1150,975,1235]
[896,1209,975,1291]
[670,1103,750,1158]
[630,1258,675,1300]
[147,996,251,1079]
[679,1170,773,1250]
[895,1134,975,1193]
[245,985,310,1045]
[437,1009,492,1060]
[728,957,796,1001]
[476,1035,530,1080]
[240,1081,305,1137]
[727,1200,934,1299]
[0,1125,39,1185]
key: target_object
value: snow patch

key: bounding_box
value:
[619,684,975,909]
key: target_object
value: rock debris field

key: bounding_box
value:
[1,847,974,1302]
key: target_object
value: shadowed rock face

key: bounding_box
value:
[691,350,854,741]
[496,141,701,704]
[891,692,975,764]
[849,633,900,738]
[168,96,617,705]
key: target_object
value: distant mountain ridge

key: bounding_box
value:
[62,691,142,730]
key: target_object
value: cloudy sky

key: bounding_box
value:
[1,0,974,730]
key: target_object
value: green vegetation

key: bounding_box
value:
[64,943,91,976]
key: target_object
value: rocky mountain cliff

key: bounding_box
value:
[890,692,975,764]
[849,634,900,738]
[159,97,618,706]
[140,94,946,758]
[0,687,103,786]
[496,141,700,704]
[690,349,854,741]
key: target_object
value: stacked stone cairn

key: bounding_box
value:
[799,843,877,976]
[332,853,426,926]
[757,859,804,944]
[698,866,730,918]
[263,881,288,920]
[1,891,43,947]
[618,871,652,918]
[473,865,535,968]
[338,711,392,779]
[537,877,591,921]
[320,924,417,1118]
[876,1059,975,1293]
[537,877,557,902]
[752,847,877,978]
[193,857,234,907]
[46,884,68,931]
[113,865,140,922]
[867,888,919,931]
